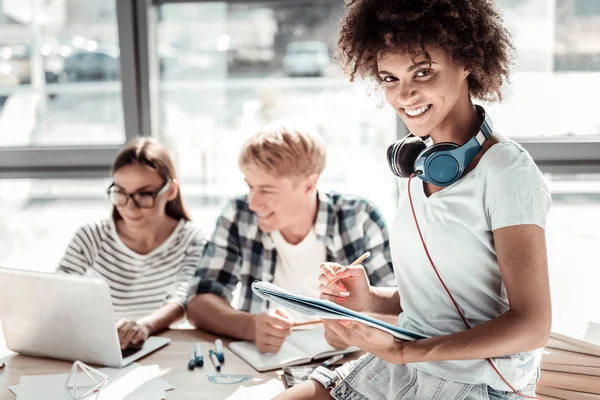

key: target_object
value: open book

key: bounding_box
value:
[251,281,427,341]
[230,326,357,372]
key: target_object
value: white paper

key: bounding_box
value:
[93,365,160,400]
[10,364,171,400]
[225,379,285,400]
[125,391,166,400]
[129,376,173,393]
[11,363,139,397]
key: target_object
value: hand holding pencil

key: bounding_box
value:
[317,251,373,313]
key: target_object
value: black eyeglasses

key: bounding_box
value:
[107,180,171,208]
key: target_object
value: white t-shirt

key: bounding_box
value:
[392,140,552,391]
[270,228,327,322]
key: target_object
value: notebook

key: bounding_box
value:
[537,385,600,400]
[541,347,600,368]
[229,326,358,372]
[546,337,600,357]
[251,281,427,341]
[551,317,600,355]
[541,363,600,377]
[538,370,600,395]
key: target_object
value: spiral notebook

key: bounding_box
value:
[251,281,427,341]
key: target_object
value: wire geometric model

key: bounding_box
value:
[65,360,109,400]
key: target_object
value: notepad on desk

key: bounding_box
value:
[230,326,358,372]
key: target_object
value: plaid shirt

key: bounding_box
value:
[194,191,395,314]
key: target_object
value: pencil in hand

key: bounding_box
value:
[329,251,371,286]
[292,319,324,328]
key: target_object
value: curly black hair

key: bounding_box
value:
[336,0,514,102]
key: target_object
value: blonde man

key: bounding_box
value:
[188,123,395,353]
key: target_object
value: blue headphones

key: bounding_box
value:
[387,105,493,187]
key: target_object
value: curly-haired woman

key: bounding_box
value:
[276,0,552,399]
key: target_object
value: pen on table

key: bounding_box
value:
[321,354,344,367]
[188,348,196,370]
[194,343,204,367]
[329,251,371,288]
[209,349,222,372]
[215,339,225,362]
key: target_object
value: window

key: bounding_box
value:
[0,1,124,147]
[545,173,600,322]
[490,0,600,137]
[573,0,600,16]
[157,1,399,221]
[0,179,111,271]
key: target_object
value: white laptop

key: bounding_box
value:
[0,268,170,367]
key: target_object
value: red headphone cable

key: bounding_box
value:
[407,174,541,400]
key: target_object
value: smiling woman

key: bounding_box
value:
[276,0,551,399]
[56,138,207,350]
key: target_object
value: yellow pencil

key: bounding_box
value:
[292,319,324,328]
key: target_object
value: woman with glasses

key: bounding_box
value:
[57,138,207,350]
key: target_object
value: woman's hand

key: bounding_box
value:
[323,323,350,350]
[318,262,373,312]
[116,320,150,350]
[324,319,406,364]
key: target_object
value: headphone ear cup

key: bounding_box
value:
[417,142,461,185]
[387,135,427,178]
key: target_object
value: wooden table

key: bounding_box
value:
[0,328,286,400]
[0,329,561,400]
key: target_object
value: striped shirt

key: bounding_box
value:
[57,218,207,321]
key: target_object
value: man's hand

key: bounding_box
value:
[116,320,150,350]
[255,308,294,353]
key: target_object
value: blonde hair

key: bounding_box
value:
[239,123,327,179]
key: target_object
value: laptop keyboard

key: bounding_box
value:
[121,346,143,358]
[121,347,141,358]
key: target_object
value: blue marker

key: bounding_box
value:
[194,343,204,367]
[215,339,225,362]
[209,349,221,372]
[188,348,196,370]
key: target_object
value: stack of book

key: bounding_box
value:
[538,329,600,400]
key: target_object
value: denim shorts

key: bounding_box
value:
[327,355,537,400]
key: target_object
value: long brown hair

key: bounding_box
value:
[111,138,191,222]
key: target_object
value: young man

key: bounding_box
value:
[187,123,395,353]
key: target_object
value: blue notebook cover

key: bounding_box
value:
[251,281,427,341]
